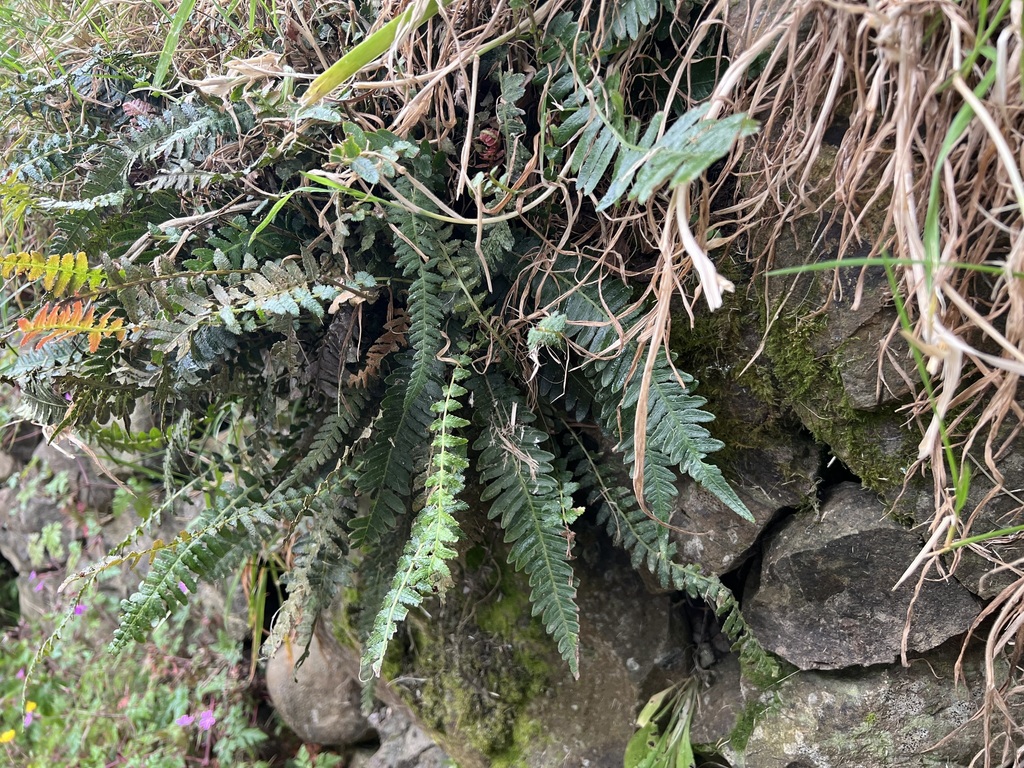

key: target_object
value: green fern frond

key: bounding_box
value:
[539,259,751,521]
[473,376,581,678]
[290,389,372,483]
[361,360,471,678]
[109,479,319,653]
[1,250,105,296]
[263,471,355,661]
[621,359,752,521]
[350,205,446,549]
[607,0,661,42]
[564,426,775,677]
[539,15,756,209]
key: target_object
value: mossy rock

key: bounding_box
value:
[377,521,686,767]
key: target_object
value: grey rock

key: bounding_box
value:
[1,422,42,464]
[33,439,115,513]
[361,707,450,768]
[670,437,819,575]
[745,483,980,670]
[266,625,372,746]
[899,448,1024,600]
[725,0,793,57]
[501,540,686,768]
[694,641,997,768]
[0,486,73,574]
[0,452,19,484]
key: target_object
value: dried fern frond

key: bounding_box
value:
[17,300,127,353]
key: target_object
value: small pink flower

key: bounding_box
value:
[175,714,195,727]
[23,712,33,727]
[15,668,24,680]
[178,581,189,595]
[197,710,216,731]
[28,571,36,581]
[33,580,44,593]
[74,605,86,616]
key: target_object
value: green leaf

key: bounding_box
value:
[301,0,442,105]
[153,0,197,91]
[631,112,758,204]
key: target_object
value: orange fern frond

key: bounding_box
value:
[347,310,410,388]
[1,251,105,296]
[17,300,127,353]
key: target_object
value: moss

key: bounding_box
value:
[490,714,546,768]
[398,559,554,765]
[758,303,916,494]
[729,693,774,753]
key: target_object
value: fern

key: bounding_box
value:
[262,470,355,662]
[349,202,447,549]
[473,376,581,678]
[540,14,757,208]
[538,258,752,521]
[0,250,105,296]
[17,300,127,353]
[361,359,470,678]
[109,477,327,653]
[607,0,661,42]
[290,388,372,483]
[347,310,409,388]
[564,425,775,677]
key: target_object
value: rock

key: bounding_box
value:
[33,439,115,513]
[390,525,686,767]
[357,706,449,768]
[0,451,18,484]
[899,447,1024,601]
[266,624,373,746]
[725,0,792,57]
[0,486,73,574]
[693,640,997,768]
[670,436,820,575]
[1,421,42,464]
[745,483,980,670]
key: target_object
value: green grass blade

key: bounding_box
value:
[152,0,197,91]
[300,0,441,106]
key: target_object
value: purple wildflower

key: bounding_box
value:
[197,710,216,731]
[175,714,195,727]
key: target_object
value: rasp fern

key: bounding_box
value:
[473,375,582,677]
[361,358,471,678]
[349,201,447,550]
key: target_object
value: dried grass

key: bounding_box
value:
[670,1,1024,762]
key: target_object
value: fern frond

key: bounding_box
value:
[1,250,105,296]
[350,206,446,549]
[540,259,751,521]
[262,471,355,661]
[17,300,127,353]
[362,360,470,678]
[109,479,318,652]
[607,0,660,42]
[621,359,752,521]
[347,310,409,388]
[564,426,775,677]
[539,16,756,209]
[473,376,581,678]
[290,388,371,483]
